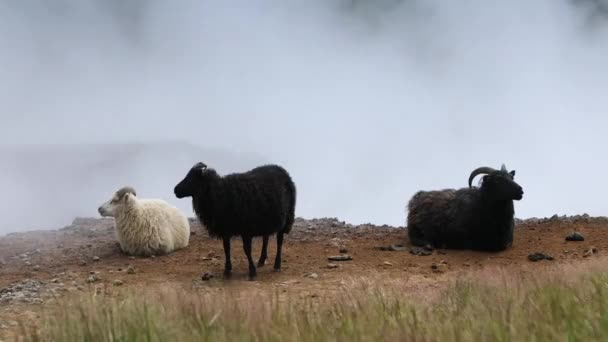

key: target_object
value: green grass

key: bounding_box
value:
[16,269,608,342]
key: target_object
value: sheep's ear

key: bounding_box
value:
[509,170,516,177]
[500,164,507,172]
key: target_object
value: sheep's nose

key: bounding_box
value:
[98,207,103,214]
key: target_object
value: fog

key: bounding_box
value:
[0,0,607,234]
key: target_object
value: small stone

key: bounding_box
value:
[51,278,59,283]
[129,256,135,260]
[78,260,87,266]
[339,248,348,254]
[190,231,197,235]
[86,275,98,283]
[92,256,100,262]
[305,273,319,279]
[565,232,585,242]
[327,263,339,269]
[201,273,214,281]
[207,252,216,258]
[382,261,393,267]
[463,262,471,267]
[126,266,136,274]
[410,247,433,256]
[150,255,156,258]
[431,263,447,273]
[328,255,353,261]
[528,253,554,262]
[201,257,213,261]
[32,265,41,271]
[24,261,32,266]
[113,280,124,286]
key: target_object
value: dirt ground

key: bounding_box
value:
[0,215,605,338]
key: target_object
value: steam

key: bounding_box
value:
[1,0,608,234]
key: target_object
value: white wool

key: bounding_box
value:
[99,191,190,256]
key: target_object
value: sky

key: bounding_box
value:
[0,0,607,234]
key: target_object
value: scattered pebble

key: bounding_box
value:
[431,263,448,273]
[78,260,87,266]
[51,278,59,283]
[327,263,339,269]
[375,244,407,252]
[32,265,40,271]
[528,253,554,262]
[92,256,100,262]
[126,266,136,274]
[339,248,348,254]
[382,261,393,267]
[86,276,98,283]
[113,280,124,286]
[305,273,319,279]
[328,255,353,261]
[24,261,32,266]
[410,247,433,256]
[201,273,214,281]
[565,232,585,242]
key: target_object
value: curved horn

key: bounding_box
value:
[192,162,207,169]
[468,167,497,188]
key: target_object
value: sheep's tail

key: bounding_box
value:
[282,177,297,234]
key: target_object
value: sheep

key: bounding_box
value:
[173,162,296,280]
[98,186,190,257]
[406,164,524,252]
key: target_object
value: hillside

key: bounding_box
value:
[0,214,606,338]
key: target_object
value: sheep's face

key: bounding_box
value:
[481,169,524,201]
[98,187,137,217]
[174,162,210,199]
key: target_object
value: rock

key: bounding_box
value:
[51,278,59,283]
[565,232,585,242]
[305,273,319,279]
[463,262,471,267]
[32,265,41,271]
[339,248,348,254]
[374,244,407,252]
[382,261,393,267]
[201,273,214,281]
[78,260,87,266]
[431,263,447,273]
[126,266,136,274]
[207,252,216,258]
[113,280,124,286]
[24,261,32,266]
[92,256,100,262]
[528,253,554,262]
[86,276,98,283]
[410,247,433,256]
[327,263,339,269]
[328,255,353,261]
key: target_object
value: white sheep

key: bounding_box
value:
[98,186,190,256]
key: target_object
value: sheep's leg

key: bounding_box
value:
[242,236,257,280]
[222,237,232,278]
[257,235,269,267]
[273,232,284,272]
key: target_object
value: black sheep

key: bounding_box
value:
[406,164,524,252]
[174,162,296,280]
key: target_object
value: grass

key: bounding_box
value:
[14,265,608,342]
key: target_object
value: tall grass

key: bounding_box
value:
[16,269,608,342]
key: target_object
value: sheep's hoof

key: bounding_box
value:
[223,270,232,278]
[273,267,281,272]
[257,260,266,267]
[248,275,256,281]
